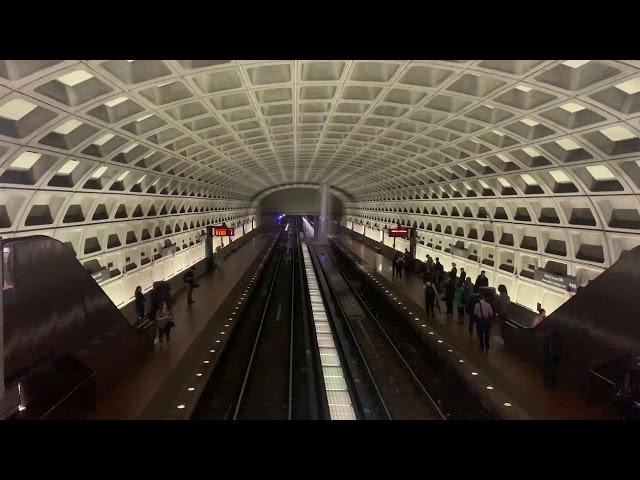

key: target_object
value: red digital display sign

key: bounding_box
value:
[387,227,410,238]
[213,226,235,237]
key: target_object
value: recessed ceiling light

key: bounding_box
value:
[601,125,636,142]
[121,143,138,154]
[94,133,114,146]
[521,118,539,127]
[0,98,38,121]
[562,60,590,69]
[515,85,532,93]
[497,177,510,187]
[492,129,505,136]
[117,171,129,181]
[157,81,175,87]
[53,119,83,135]
[495,153,510,163]
[521,174,537,186]
[484,104,494,109]
[556,138,581,151]
[615,77,640,95]
[104,96,128,108]
[476,159,487,167]
[136,114,153,122]
[57,70,94,87]
[479,180,490,189]
[90,166,108,179]
[559,102,585,113]
[549,169,572,184]
[10,152,41,170]
[57,159,79,175]
[586,164,616,181]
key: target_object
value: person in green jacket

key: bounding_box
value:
[454,280,466,325]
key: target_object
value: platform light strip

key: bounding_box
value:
[300,235,356,420]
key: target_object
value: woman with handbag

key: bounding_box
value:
[156,301,174,346]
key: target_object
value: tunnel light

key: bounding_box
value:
[556,138,581,151]
[10,152,41,170]
[560,102,585,113]
[471,372,478,376]
[90,166,108,179]
[486,386,494,390]
[57,70,94,87]
[94,133,114,146]
[562,60,590,69]
[586,165,616,181]
[196,373,203,377]
[177,404,186,409]
[615,77,640,95]
[0,98,38,121]
[53,119,83,135]
[104,96,128,107]
[504,402,512,407]
[188,387,195,391]
[549,169,572,184]
[58,159,80,175]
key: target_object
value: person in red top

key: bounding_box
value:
[474,293,494,351]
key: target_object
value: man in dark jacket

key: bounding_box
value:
[403,249,411,276]
[434,258,444,288]
[424,280,438,318]
[474,270,489,293]
[450,263,457,281]
[184,267,197,304]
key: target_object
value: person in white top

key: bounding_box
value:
[474,294,494,352]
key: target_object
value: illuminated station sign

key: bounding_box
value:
[387,227,411,238]
[213,226,234,237]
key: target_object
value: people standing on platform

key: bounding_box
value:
[450,263,457,282]
[474,293,494,352]
[426,255,434,273]
[424,280,438,318]
[532,307,547,328]
[474,270,489,293]
[155,301,174,346]
[454,281,466,325]
[444,276,456,317]
[134,286,146,323]
[184,267,198,304]
[497,285,511,322]
[459,268,467,284]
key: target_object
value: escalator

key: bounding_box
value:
[2,235,155,418]
[503,244,640,399]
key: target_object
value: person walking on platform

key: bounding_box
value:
[392,253,398,279]
[403,249,411,276]
[424,280,438,318]
[474,293,494,352]
[396,254,404,279]
[444,276,456,317]
[184,267,198,304]
[134,285,146,323]
[474,270,489,293]
[155,301,174,346]
[459,268,466,284]
[454,281,466,325]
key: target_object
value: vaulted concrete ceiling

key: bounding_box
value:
[1,60,640,266]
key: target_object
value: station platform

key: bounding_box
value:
[93,229,275,420]
[335,230,616,420]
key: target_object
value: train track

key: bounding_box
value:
[313,243,447,420]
